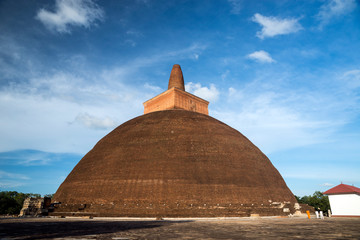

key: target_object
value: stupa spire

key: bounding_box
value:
[168,64,185,91]
[143,64,209,115]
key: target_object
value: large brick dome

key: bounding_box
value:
[52,110,297,217]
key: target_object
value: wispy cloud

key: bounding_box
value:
[124,30,143,47]
[215,93,335,153]
[0,170,29,189]
[341,69,360,89]
[0,35,42,81]
[228,0,242,14]
[252,13,303,39]
[228,87,237,97]
[36,0,104,33]
[0,150,82,192]
[0,43,205,153]
[185,82,220,102]
[0,170,29,180]
[320,183,334,187]
[144,83,161,92]
[214,66,359,154]
[283,166,359,181]
[0,72,145,153]
[317,0,357,28]
[0,182,24,189]
[126,30,142,37]
[0,150,81,166]
[102,43,207,77]
[74,113,118,130]
[247,50,275,63]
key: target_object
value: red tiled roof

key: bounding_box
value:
[323,183,360,195]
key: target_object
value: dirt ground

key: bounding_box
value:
[1,216,359,240]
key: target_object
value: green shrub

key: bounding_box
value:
[295,191,330,211]
[0,191,41,215]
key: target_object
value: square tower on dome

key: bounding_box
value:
[143,64,209,115]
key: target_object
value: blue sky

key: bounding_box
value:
[0,0,359,196]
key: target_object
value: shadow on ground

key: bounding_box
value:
[0,219,191,240]
[1,217,360,239]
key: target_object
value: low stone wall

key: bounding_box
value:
[19,197,51,216]
[50,201,297,218]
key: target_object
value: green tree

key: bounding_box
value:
[0,192,20,214]
[296,191,330,212]
[0,191,42,215]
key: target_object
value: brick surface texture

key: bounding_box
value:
[143,88,209,115]
[52,110,296,217]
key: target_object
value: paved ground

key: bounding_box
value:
[1,216,360,239]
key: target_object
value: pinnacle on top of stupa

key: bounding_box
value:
[168,64,185,91]
[143,64,208,115]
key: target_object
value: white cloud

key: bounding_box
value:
[0,170,29,180]
[144,83,161,92]
[247,50,275,63]
[36,0,104,33]
[0,181,25,189]
[252,13,303,39]
[0,150,79,166]
[0,43,206,153]
[283,166,359,181]
[123,30,143,47]
[74,113,118,130]
[342,69,360,89]
[126,30,142,37]
[0,68,145,153]
[0,36,41,80]
[212,66,360,154]
[317,0,357,28]
[214,93,336,154]
[320,183,334,187]
[0,171,30,189]
[228,87,237,96]
[185,82,220,102]
[18,154,52,166]
[124,39,137,47]
[228,0,242,14]
[102,43,206,75]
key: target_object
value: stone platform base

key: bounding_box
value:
[49,202,298,218]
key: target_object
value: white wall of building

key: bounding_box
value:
[328,194,360,216]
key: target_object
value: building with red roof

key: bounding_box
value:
[324,183,360,217]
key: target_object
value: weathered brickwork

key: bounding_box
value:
[52,110,297,217]
[19,197,51,216]
[168,64,185,90]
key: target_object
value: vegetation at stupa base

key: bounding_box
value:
[295,191,330,212]
[0,191,53,215]
[1,189,328,216]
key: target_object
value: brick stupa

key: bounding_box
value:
[51,64,297,217]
